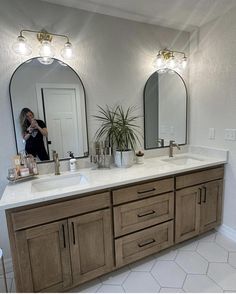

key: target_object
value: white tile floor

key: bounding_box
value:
[2,230,236,293]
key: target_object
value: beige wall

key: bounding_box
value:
[190,8,236,233]
[0,0,189,260]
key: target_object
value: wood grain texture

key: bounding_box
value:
[115,221,174,267]
[176,166,224,189]
[113,178,174,205]
[14,220,72,292]
[69,209,114,286]
[175,186,201,243]
[114,192,174,237]
[11,192,110,231]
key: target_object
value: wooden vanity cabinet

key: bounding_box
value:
[6,165,225,292]
[7,192,114,293]
[113,177,175,267]
[175,167,224,243]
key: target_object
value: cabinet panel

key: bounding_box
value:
[69,209,114,285]
[12,192,110,231]
[113,178,174,205]
[114,192,174,237]
[15,220,71,292]
[115,221,173,267]
[200,180,223,232]
[176,166,224,189]
[175,186,201,243]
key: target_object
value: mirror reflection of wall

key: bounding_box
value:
[10,58,88,162]
[144,70,187,149]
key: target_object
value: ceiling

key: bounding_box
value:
[41,0,236,31]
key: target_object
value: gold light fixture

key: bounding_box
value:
[12,29,74,64]
[153,48,187,73]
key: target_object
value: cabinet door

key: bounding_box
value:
[200,179,223,232]
[68,209,114,285]
[175,186,201,243]
[15,220,72,292]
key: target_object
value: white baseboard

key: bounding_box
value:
[216,224,236,242]
[0,257,13,275]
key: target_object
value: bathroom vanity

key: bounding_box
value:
[0,149,227,292]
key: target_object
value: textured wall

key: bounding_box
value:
[190,8,236,232]
[0,0,189,259]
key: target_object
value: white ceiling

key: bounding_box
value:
[41,0,236,31]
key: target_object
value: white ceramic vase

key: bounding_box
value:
[114,150,134,168]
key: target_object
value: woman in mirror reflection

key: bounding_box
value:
[19,108,49,161]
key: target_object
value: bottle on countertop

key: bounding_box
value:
[68,151,77,172]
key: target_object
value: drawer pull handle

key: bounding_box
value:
[137,188,156,195]
[138,238,155,247]
[203,186,207,203]
[138,210,156,217]
[62,224,66,248]
[72,222,76,245]
[198,188,202,205]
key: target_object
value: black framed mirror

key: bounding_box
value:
[9,57,88,162]
[144,70,188,149]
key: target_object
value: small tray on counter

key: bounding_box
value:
[7,174,38,183]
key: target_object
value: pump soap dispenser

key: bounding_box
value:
[68,151,76,172]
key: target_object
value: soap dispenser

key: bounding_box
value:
[68,151,76,172]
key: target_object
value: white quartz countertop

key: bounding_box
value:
[0,147,228,210]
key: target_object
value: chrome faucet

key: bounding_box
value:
[52,150,60,175]
[169,140,180,157]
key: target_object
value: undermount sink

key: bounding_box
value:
[31,173,88,193]
[161,155,204,166]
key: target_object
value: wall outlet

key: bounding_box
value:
[224,129,236,141]
[208,128,215,140]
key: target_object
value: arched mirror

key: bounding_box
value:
[10,58,88,162]
[144,70,187,149]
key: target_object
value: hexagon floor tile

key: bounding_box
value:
[151,260,186,288]
[156,249,178,261]
[197,242,228,262]
[129,255,156,272]
[175,251,208,274]
[100,267,130,285]
[208,263,236,291]
[183,274,223,292]
[229,252,236,268]
[97,285,125,292]
[69,279,102,293]
[160,287,184,292]
[123,272,160,292]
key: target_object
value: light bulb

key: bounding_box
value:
[12,36,32,56]
[181,56,187,69]
[153,53,163,69]
[168,56,176,69]
[39,40,55,58]
[37,56,54,65]
[61,42,73,60]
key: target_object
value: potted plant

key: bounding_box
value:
[94,105,141,167]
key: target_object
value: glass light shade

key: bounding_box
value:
[37,56,54,65]
[168,56,176,69]
[12,36,32,56]
[39,40,55,58]
[61,42,73,60]
[154,53,163,68]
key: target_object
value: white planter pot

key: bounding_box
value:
[115,150,134,168]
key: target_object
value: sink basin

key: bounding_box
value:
[32,173,88,192]
[161,155,204,166]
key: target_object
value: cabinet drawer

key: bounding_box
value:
[176,166,224,189]
[11,192,110,231]
[114,192,174,237]
[113,178,174,205]
[115,221,173,267]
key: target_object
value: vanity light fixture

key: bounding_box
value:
[12,29,74,64]
[153,48,187,73]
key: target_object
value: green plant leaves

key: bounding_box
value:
[93,105,141,151]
